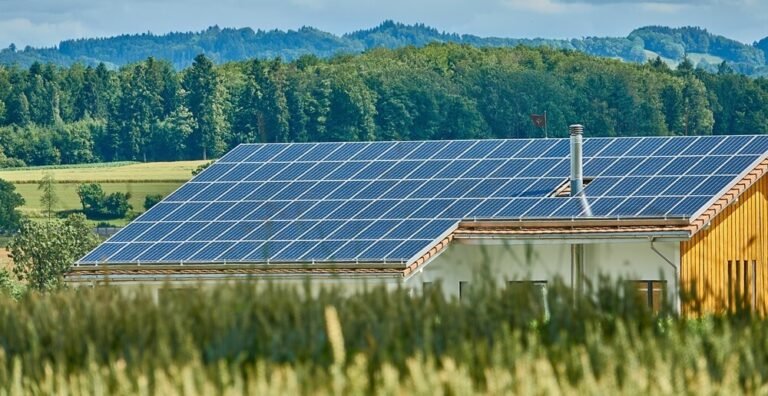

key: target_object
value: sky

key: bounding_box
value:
[0,0,767,49]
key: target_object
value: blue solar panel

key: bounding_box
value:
[355,200,396,219]
[329,221,368,239]
[386,240,430,261]
[297,143,337,161]
[273,162,315,180]
[164,222,205,241]
[272,143,315,162]
[190,242,235,261]
[658,157,700,176]
[218,221,261,241]
[245,222,289,240]
[349,142,388,161]
[740,137,768,155]
[192,183,237,201]
[495,198,537,217]
[245,182,288,200]
[379,141,422,160]
[468,198,509,218]
[405,141,448,159]
[80,136,768,266]
[219,242,263,261]
[551,197,586,217]
[244,144,288,162]
[194,164,234,182]
[360,241,405,260]
[110,222,153,242]
[434,160,475,178]
[627,137,669,156]
[328,181,370,199]
[712,136,753,155]
[274,241,318,260]
[190,222,236,241]
[461,140,501,159]
[323,240,366,260]
[602,157,642,176]
[327,143,366,161]
[414,220,457,239]
[600,138,642,157]
[137,243,178,262]
[719,156,759,175]
[433,141,475,159]
[299,162,342,180]
[190,202,231,221]
[81,243,124,263]
[274,201,318,220]
[219,145,261,163]
[137,222,181,242]
[246,241,291,262]
[245,163,286,181]
[219,163,262,181]
[166,183,208,201]
[385,220,427,239]
[610,197,654,217]
[302,220,345,239]
[412,200,449,218]
[110,243,151,262]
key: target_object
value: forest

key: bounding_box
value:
[0,43,767,167]
[2,22,768,76]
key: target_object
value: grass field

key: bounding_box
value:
[12,182,184,217]
[0,160,207,183]
[0,160,206,223]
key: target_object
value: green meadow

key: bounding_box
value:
[0,160,206,223]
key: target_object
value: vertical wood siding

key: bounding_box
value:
[681,175,768,315]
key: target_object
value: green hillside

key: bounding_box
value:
[1,21,766,75]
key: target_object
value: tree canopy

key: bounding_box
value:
[0,178,24,233]
[9,214,98,292]
[0,44,766,167]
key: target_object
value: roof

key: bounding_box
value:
[75,135,768,271]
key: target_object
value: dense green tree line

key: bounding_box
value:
[0,44,766,166]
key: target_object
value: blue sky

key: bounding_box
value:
[0,0,766,48]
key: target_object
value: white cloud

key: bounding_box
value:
[0,18,94,48]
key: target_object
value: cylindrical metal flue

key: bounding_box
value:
[569,124,584,196]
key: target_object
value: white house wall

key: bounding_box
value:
[405,239,680,300]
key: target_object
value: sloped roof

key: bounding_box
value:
[76,135,768,269]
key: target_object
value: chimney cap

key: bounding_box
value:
[569,124,584,136]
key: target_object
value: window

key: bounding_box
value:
[633,280,666,313]
[507,280,549,318]
[459,281,469,300]
[727,260,757,311]
[422,281,433,293]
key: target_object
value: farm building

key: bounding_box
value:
[69,127,768,314]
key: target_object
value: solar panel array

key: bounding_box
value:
[79,135,768,266]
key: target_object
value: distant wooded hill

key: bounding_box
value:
[1,21,767,76]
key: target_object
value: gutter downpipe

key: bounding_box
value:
[650,237,681,314]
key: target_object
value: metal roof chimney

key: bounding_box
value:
[569,124,584,197]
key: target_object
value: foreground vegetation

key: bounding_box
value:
[0,279,766,394]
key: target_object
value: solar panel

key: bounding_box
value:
[79,135,768,267]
